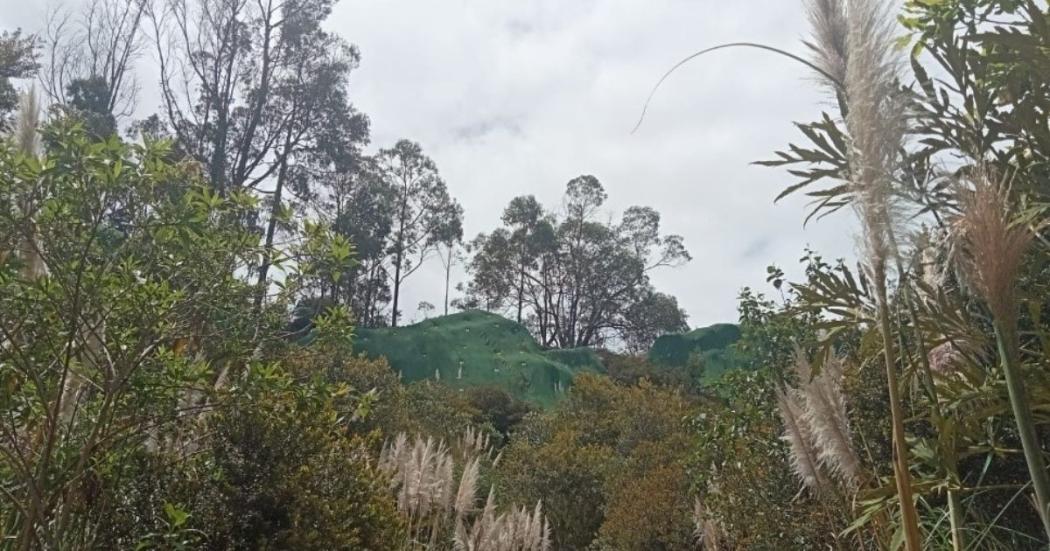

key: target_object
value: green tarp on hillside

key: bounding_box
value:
[354,311,603,407]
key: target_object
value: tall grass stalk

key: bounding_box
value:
[836,0,923,546]
[957,173,1050,540]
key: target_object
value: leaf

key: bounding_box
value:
[164,502,189,528]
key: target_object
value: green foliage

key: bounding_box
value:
[648,323,744,385]
[691,369,850,549]
[497,374,697,550]
[0,122,404,549]
[190,373,404,550]
[464,386,532,443]
[87,365,404,550]
[0,123,263,547]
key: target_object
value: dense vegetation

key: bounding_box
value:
[5,0,1050,549]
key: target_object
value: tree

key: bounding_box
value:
[467,176,690,349]
[436,238,466,317]
[42,0,148,137]
[0,29,38,130]
[149,0,353,196]
[501,195,554,324]
[376,140,463,326]
[251,14,370,309]
[618,290,688,355]
[147,0,370,313]
[323,167,394,326]
[0,122,264,547]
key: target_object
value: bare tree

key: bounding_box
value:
[436,238,466,316]
[42,0,146,129]
[147,0,286,195]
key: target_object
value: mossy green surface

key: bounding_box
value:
[353,310,603,407]
[648,323,744,382]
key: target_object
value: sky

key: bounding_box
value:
[2,0,860,328]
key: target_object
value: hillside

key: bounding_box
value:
[353,310,604,406]
[648,323,744,381]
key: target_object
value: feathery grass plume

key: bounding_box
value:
[955,170,1032,324]
[830,1,922,546]
[793,350,864,488]
[379,433,456,544]
[927,342,961,376]
[454,494,550,551]
[917,227,953,291]
[382,432,552,550]
[955,169,1050,539]
[804,0,848,97]
[16,87,40,157]
[776,387,828,492]
[458,425,494,460]
[13,88,47,281]
[843,0,908,273]
[455,456,482,521]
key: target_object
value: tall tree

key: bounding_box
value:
[436,238,466,317]
[148,0,369,311]
[376,140,463,326]
[468,176,689,349]
[502,195,553,324]
[150,0,313,195]
[618,290,689,354]
[323,165,394,326]
[252,8,369,308]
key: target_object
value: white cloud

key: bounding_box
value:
[2,0,861,327]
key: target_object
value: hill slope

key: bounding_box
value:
[648,323,744,381]
[354,311,603,406]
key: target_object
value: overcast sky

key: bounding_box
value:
[2,0,859,328]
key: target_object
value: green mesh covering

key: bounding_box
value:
[648,323,743,381]
[353,311,603,407]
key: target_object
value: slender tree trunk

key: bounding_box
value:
[209,113,229,196]
[392,249,403,327]
[391,185,408,327]
[364,263,376,327]
[516,265,525,324]
[444,254,452,316]
[254,133,292,311]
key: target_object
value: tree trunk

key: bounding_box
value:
[444,254,451,316]
[253,130,293,310]
[391,249,402,327]
[516,264,525,324]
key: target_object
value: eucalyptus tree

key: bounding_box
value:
[376,139,463,327]
[149,0,360,197]
[468,176,690,349]
[323,165,395,326]
[252,14,370,308]
[147,0,370,313]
